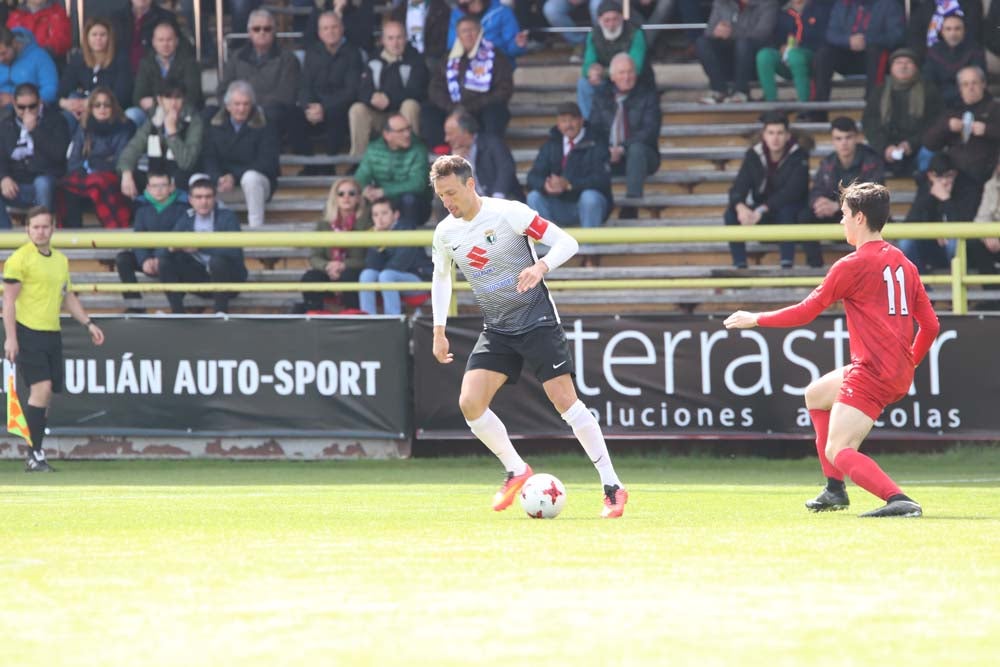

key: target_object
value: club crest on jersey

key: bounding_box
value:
[484,229,497,245]
[467,246,489,270]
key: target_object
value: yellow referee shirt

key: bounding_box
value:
[2,242,72,332]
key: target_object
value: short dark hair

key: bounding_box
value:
[456,15,481,31]
[448,107,479,135]
[146,169,172,184]
[189,178,216,194]
[928,152,955,175]
[14,82,39,100]
[840,181,891,232]
[556,102,582,118]
[759,110,789,129]
[26,205,51,222]
[830,116,858,134]
[370,196,397,212]
[157,79,186,98]
[429,154,474,184]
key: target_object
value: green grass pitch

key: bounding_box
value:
[2,447,999,667]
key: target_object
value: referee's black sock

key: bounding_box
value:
[24,404,47,456]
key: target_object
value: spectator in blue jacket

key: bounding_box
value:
[358,197,432,315]
[447,0,528,64]
[755,0,834,102]
[0,26,57,105]
[812,0,905,106]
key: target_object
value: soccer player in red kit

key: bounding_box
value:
[724,182,940,517]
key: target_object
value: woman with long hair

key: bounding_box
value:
[59,18,132,130]
[58,87,136,228]
[298,176,373,312]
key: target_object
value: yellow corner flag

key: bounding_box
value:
[6,365,32,448]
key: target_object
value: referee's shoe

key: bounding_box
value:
[25,451,56,473]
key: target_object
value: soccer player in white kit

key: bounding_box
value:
[429,155,628,518]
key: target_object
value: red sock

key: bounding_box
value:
[833,449,902,501]
[809,409,842,481]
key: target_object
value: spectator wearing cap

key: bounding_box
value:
[696,0,778,104]
[587,53,660,206]
[755,0,833,103]
[811,0,905,105]
[862,47,942,177]
[526,101,612,243]
[799,116,884,267]
[922,13,985,109]
[577,0,652,120]
[897,152,964,274]
[444,108,523,201]
[906,0,983,62]
[724,110,810,269]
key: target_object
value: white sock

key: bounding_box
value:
[561,400,622,488]
[467,409,527,475]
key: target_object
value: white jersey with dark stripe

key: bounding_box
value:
[432,197,560,335]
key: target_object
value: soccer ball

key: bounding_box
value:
[519,473,567,519]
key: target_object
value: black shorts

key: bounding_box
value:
[466,324,574,385]
[15,323,64,393]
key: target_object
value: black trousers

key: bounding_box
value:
[298,103,351,155]
[812,45,887,101]
[301,266,361,311]
[159,251,248,313]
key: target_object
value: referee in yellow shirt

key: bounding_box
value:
[3,206,105,472]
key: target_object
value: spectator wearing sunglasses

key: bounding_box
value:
[59,18,132,134]
[0,82,69,229]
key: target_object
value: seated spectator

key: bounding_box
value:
[218,9,301,146]
[633,0,707,54]
[923,65,1000,209]
[131,21,202,122]
[388,0,451,66]
[118,80,204,199]
[907,0,982,62]
[526,101,611,231]
[755,0,833,103]
[971,162,1000,308]
[577,1,652,119]
[862,48,942,177]
[298,10,362,158]
[0,82,68,229]
[444,108,523,201]
[544,0,600,52]
[180,0,261,63]
[724,110,809,269]
[359,197,432,315]
[349,20,428,157]
[356,113,431,229]
[115,169,187,312]
[812,0,905,105]
[922,13,985,109]
[58,88,135,229]
[696,0,778,104]
[423,15,513,150]
[159,176,248,314]
[299,176,372,313]
[0,26,57,105]
[202,80,279,228]
[986,1,1000,61]
[59,18,132,133]
[898,152,961,274]
[6,0,71,60]
[111,0,188,75]
[799,116,883,267]
[447,0,527,64]
[306,0,376,54]
[588,53,660,204]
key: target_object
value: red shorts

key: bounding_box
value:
[836,364,910,420]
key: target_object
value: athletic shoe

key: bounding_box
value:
[24,455,55,473]
[492,464,533,511]
[601,484,628,518]
[805,487,850,512]
[859,499,923,518]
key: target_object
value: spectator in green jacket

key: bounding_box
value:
[354,113,431,229]
[576,1,651,119]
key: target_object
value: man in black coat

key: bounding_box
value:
[0,83,68,229]
[444,108,523,202]
[588,53,660,205]
[108,0,189,74]
[202,80,279,228]
[724,110,810,269]
[526,102,612,230]
[349,20,429,157]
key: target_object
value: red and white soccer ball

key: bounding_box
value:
[520,473,567,519]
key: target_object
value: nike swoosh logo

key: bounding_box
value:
[552,361,567,369]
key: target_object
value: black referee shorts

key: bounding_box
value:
[466,324,574,385]
[15,323,64,393]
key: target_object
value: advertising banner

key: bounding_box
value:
[413,315,1000,440]
[2,317,411,438]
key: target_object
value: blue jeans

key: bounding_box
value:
[527,189,608,228]
[359,268,423,315]
[0,176,55,229]
[898,238,957,274]
[543,0,602,45]
[125,106,148,128]
[577,77,597,120]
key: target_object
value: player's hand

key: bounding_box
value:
[432,334,453,364]
[4,337,18,362]
[88,322,105,346]
[517,260,548,293]
[724,310,759,329]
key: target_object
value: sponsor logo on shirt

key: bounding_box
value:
[467,246,489,270]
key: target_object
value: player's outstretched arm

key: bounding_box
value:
[431,272,454,364]
[724,310,760,329]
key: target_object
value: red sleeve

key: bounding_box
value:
[909,282,940,366]
[757,263,848,327]
[524,215,549,240]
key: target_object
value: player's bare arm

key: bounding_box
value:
[724,310,760,329]
[64,292,105,346]
[2,280,20,361]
